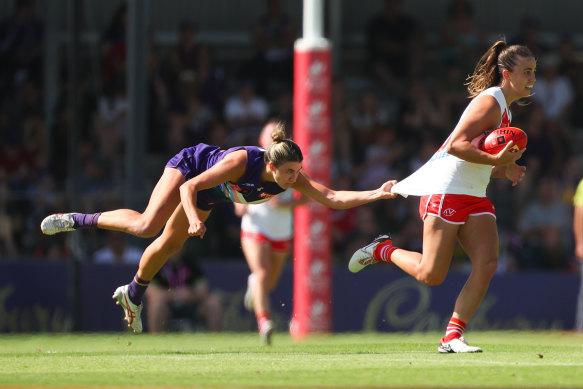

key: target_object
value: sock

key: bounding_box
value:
[374,240,397,263]
[72,213,102,229]
[256,312,270,331]
[127,274,150,305]
[442,317,466,342]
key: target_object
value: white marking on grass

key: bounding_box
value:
[110,354,583,367]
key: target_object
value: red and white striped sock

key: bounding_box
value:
[374,241,397,263]
[442,317,466,342]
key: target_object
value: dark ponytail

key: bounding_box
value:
[466,40,534,98]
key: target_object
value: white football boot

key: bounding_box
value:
[348,234,391,273]
[259,319,274,346]
[438,337,483,353]
[40,213,77,235]
[112,285,143,333]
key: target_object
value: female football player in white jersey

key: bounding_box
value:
[349,40,535,353]
[234,120,308,345]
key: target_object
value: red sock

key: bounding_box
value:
[442,317,466,342]
[373,240,397,263]
[256,312,270,330]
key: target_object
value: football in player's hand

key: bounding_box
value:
[478,127,527,154]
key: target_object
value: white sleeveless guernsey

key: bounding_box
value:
[391,87,511,198]
[240,188,294,240]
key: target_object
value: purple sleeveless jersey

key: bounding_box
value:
[166,143,286,211]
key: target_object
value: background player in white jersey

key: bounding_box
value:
[349,40,535,353]
[234,120,307,345]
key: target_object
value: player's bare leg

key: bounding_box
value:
[438,214,497,353]
[96,168,185,237]
[113,205,210,333]
[390,216,459,285]
[451,214,498,323]
[138,205,210,281]
[266,251,287,291]
[41,168,184,237]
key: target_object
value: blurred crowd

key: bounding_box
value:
[1,0,582,273]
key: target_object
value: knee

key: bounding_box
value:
[416,269,447,286]
[253,268,269,286]
[133,221,163,238]
[476,257,498,279]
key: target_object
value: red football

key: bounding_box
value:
[478,127,527,155]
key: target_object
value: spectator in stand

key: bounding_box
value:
[8,79,43,129]
[93,75,128,165]
[100,3,128,89]
[353,127,399,192]
[574,178,583,331]
[195,45,228,117]
[510,16,549,60]
[268,86,293,126]
[350,89,392,166]
[555,34,583,131]
[330,78,354,177]
[365,0,423,100]
[400,77,448,140]
[0,134,34,192]
[145,248,222,332]
[223,79,269,145]
[439,0,487,73]
[168,20,203,87]
[0,173,17,257]
[165,21,227,116]
[93,231,143,265]
[556,33,583,84]
[434,58,468,129]
[167,71,215,151]
[532,53,575,124]
[516,176,572,270]
[241,0,296,97]
[145,33,170,154]
[525,102,558,169]
[0,0,43,101]
[531,53,575,162]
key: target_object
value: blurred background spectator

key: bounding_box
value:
[93,230,143,264]
[365,0,423,101]
[239,0,296,98]
[0,0,43,102]
[516,176,572,270]
[145,248,223,333]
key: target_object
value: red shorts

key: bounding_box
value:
[419,194,496,224]
[240,230,292,253]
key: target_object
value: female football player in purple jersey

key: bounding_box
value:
[41,121,398,334]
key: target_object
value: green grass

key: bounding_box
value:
[1,331,582,388]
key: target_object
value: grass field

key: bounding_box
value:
[1,331,582,388]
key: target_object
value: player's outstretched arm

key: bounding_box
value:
[292,172,397,209]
